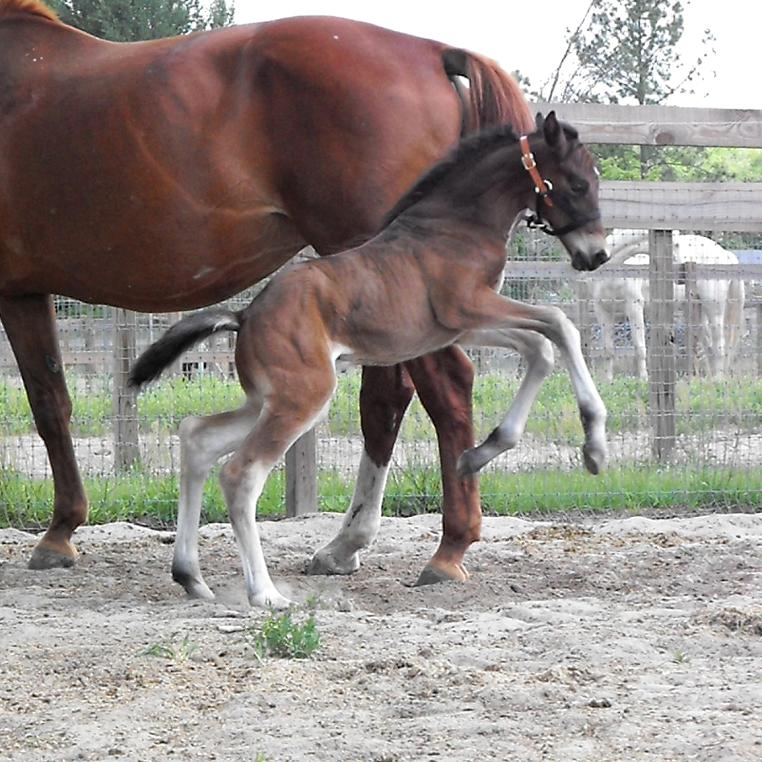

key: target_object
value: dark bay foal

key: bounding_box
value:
[130,112,609,607]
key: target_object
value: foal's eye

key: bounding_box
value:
[570,179,589,195]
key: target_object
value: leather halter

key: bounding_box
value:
[519,135,601,237]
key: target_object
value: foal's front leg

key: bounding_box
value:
[455,328,555,476]
[457,292,608,475]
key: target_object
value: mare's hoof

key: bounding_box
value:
[582,445,606,475]
[415,562,469,587]
[306,548,360,576]
[28,544,77,570]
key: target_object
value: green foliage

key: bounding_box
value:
[542,1,719,181]
[247,611,321,660]
[568,0,714,105]
[48,0,235,41]
[139,633,198,662]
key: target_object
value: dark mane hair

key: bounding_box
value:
[0,0,60,22]
[382,123,521,227]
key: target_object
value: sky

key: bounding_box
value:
[233,0,757,110]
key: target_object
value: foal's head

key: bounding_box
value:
[524,112,609,271]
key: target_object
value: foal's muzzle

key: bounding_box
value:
[571,249,610,271]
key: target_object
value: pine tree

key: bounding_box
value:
[48,0,235,41]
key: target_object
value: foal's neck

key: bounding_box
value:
[412,135,541,241]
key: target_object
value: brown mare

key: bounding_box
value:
[129,112,609,608]
[0,0,536,582]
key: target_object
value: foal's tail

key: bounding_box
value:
[442,49,535,135]
[128,308,241,389]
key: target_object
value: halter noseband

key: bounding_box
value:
[519,135,600,237]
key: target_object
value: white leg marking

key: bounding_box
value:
[308,454,390,575]
[173,403,260,600]
[221,460,292,610]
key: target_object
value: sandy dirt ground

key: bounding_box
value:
[1,511,762,762]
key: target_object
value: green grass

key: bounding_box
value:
[2,373,762,439]
[2,464,760,530]
[247,611,321,660]
[139,634,198,663]
[2,371,761,528]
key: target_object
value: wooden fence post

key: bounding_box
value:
[647,230,676,460]
[112,307,140,471]
[285,428,317,517]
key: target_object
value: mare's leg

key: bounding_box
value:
[592,302,616,383]
[172,402,262,600]
[308,365,415,575]
[701,298,726,378]
[456,329,555,476]
[460,292,607,475]
[405,347,480,586]
[0,295,87,569]
[623,298,648,380]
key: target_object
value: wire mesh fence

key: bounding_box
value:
[2,225,761,529]
[2,103,762,527]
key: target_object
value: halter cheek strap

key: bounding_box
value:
[519,134,600,237]
[519,135,554,207]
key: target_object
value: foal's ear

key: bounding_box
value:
[535,112,545,132]
[543,111,563,147]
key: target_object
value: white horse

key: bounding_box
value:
[590,230,746,380]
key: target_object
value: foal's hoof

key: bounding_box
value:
[172,566,215,600]
[28,543,77,570]
[415,562,469,587]
[306,547,360,576]
[582,444,606,475]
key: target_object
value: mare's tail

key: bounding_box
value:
[442,49,535,135]
[128,308,241,389]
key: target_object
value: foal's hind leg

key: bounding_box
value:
[456,329,555,476]
[308,365,414,576]
[172,402,261,600]
[0,295,88,569]
[224,385,335,609]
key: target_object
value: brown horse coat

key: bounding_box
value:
[0,0,533,581]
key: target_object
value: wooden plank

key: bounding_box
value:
[647,231,677,460]
[285,428,318,517]
[506,261,762,280]
[534,102,762,148]
[600,181,762,232]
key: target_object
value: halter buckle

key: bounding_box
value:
[521,151,537,171]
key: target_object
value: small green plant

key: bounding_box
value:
[139,634,198,663]
[672,650,690,664]
[248,611,321,660]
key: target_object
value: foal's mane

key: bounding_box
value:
[382,123,521,226]
[382,119,588,228]
[0,0,59,22]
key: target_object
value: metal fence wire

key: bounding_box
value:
[2,103,762,527]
